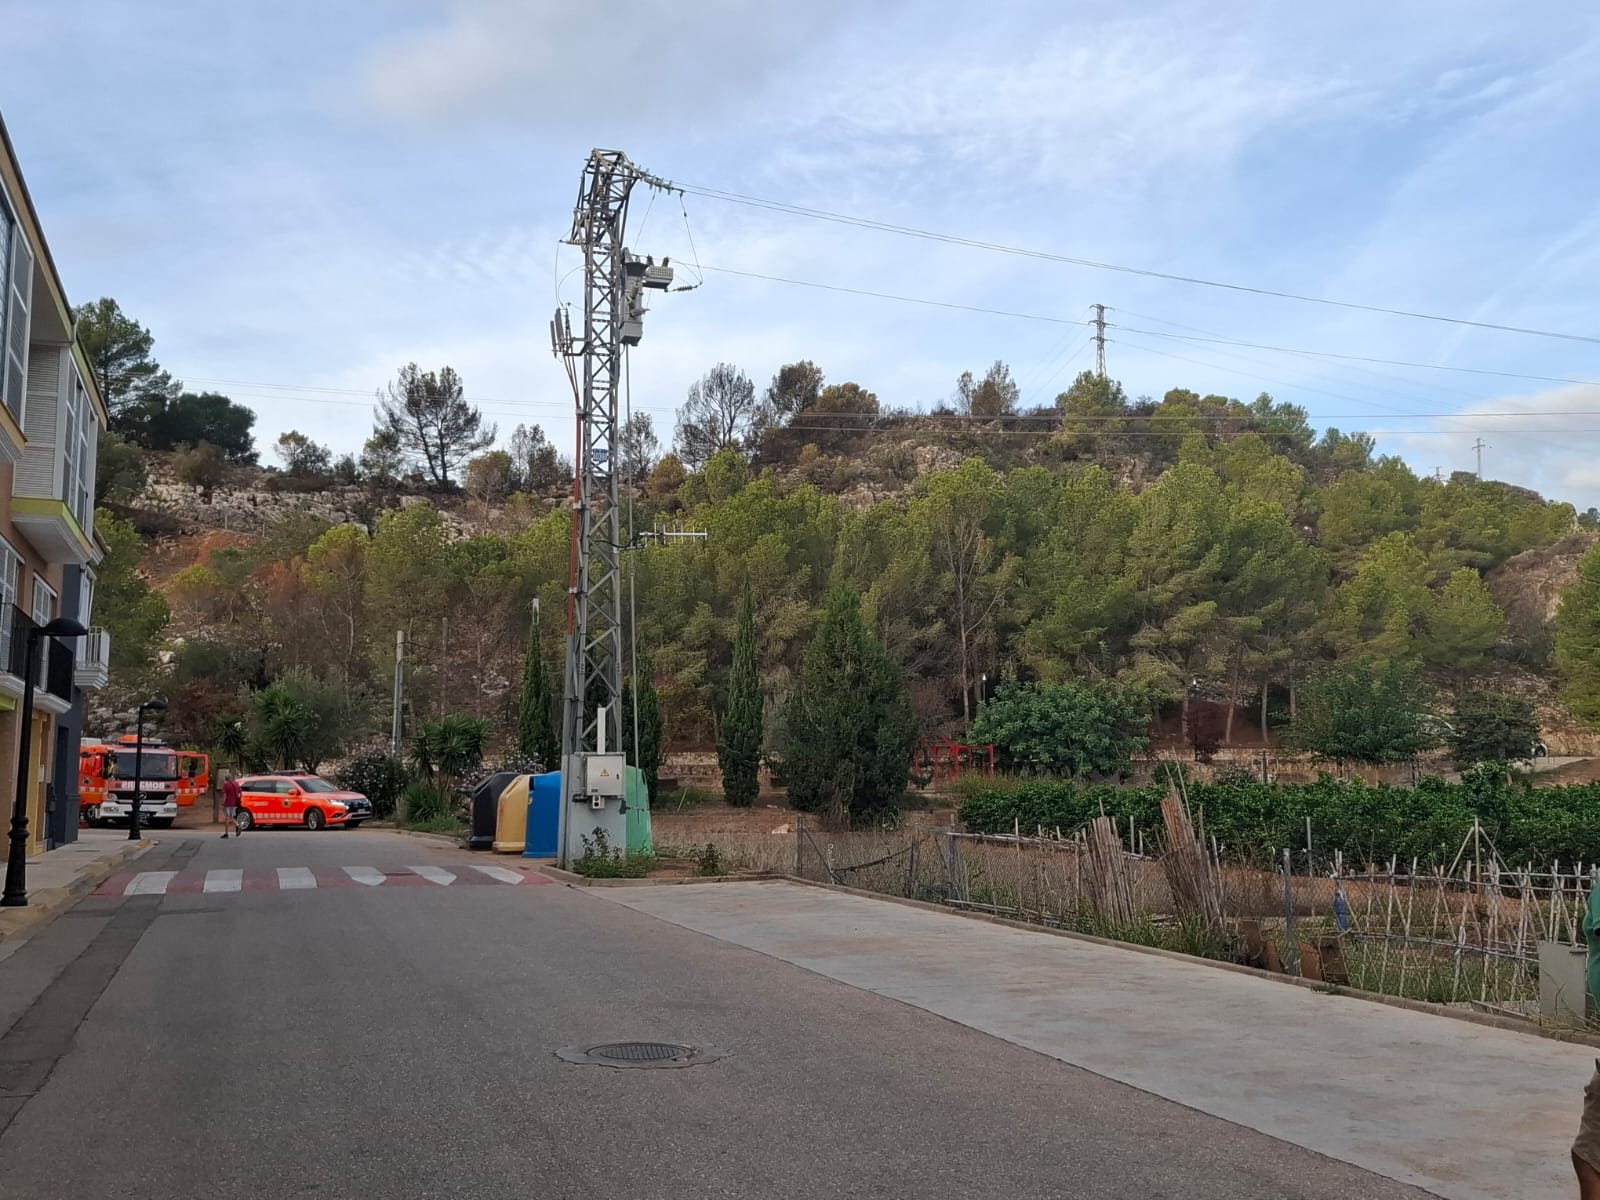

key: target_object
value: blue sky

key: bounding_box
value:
[7,1,1600,505]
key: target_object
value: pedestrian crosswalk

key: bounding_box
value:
[94,864,551,897]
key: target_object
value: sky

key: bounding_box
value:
[6,0,1600,506]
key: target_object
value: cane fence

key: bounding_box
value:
[788,811,1597,1017]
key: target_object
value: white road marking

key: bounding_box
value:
[204,869,243,893]
[125,871,177,896]
[472,865,524,885]
[408,865,456,886]
[277,867,317,890]
[344,866,385,886]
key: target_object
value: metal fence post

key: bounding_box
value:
[1282,847,1299,975]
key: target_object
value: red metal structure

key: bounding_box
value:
[913,737,996,790]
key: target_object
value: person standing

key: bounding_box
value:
[1574,872,1600,1197]
[221,772,243,839]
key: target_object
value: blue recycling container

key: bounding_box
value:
[523,770,561,858]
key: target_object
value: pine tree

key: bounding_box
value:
[783,587,917,822]
[718,585,763,807]
[622,649,664,802]
[1557,542,1600,727]
[516,602,560,768]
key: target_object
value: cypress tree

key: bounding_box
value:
[516,602,560,768]
[783,586,916,822]
[718,585,763,807]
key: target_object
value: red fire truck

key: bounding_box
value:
[80,736,209,828]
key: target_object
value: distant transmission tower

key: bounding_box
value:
[1473,437,1488,481]
[1092,303,1108,378]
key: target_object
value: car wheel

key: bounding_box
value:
[235,809,254,832]
[83,805,99,825]
[148,818,173,830]
[304,807,327,832]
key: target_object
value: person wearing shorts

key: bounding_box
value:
[221,773,242,839]
[1574,875,1600,1197]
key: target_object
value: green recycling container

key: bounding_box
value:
[624,766,652,856]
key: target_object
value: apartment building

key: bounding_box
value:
[0,115,112,854]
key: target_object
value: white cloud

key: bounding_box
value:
[359,0,872,124]
[1383,384,1600,508]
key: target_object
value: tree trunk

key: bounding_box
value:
[1223,655,1239,745]
[958,622,971,724]
[1260,678,1270,743]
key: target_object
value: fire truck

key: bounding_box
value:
[80,736,209,828]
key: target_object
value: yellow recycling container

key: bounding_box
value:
[492,774,532,854]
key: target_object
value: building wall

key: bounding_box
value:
[0,458,69,854]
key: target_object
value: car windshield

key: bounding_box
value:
[109,752,177,781]
[297,777,339,793]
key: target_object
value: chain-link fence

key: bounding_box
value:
[786,813,1597,1016]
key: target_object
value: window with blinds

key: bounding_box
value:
[0,186,31,425]
[31,576,54,688]
[64,364,93,530]
[0,537,21,672]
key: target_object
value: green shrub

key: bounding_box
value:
[337,754,411,820]
[958,770,1600,867]
[694,843,724,876]
[572,829,654,878]
[401,781,450,824]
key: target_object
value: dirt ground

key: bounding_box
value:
[1527,757,1600,784]
[651,796,959,843]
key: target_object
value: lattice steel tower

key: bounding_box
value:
[551,150,675,860]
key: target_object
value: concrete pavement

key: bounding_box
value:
[0,828,1437,1199]
[0,829,153,958]
[602,880,1592,1200]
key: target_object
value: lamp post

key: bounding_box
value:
[127,698,168,842]
[1,616,88,908]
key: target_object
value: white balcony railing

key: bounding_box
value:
[73,626,109,689]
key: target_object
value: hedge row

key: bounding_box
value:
[957,767,1600,868]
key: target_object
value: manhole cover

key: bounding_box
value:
[556,1041,730,1069]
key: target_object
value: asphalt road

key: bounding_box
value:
[0,829,1437,1199]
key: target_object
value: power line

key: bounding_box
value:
[690,263,1080,324]
[674,181,1600,346]
[770,418,1600,439]
[638,261,1600,396]
[1110,325,1600,390]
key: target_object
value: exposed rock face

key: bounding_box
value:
[1485,531,1595,627]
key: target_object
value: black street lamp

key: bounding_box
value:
[127,697,169,842]
[1,616,88,908]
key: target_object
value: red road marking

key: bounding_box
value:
[377,869,433,887]
[89,864,552,896]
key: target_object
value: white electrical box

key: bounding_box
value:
[584,753,626,797]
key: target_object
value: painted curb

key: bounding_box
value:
[539,864,776,888]
[389,829,467,850]
[779,874,1600,1050]
[0,838,155,945]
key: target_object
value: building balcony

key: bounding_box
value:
[73,626,108,690]
[0,606,74,714]
[10,497,92,564]
[12,343,97,564]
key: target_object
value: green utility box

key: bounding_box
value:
[625,766,652,856]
